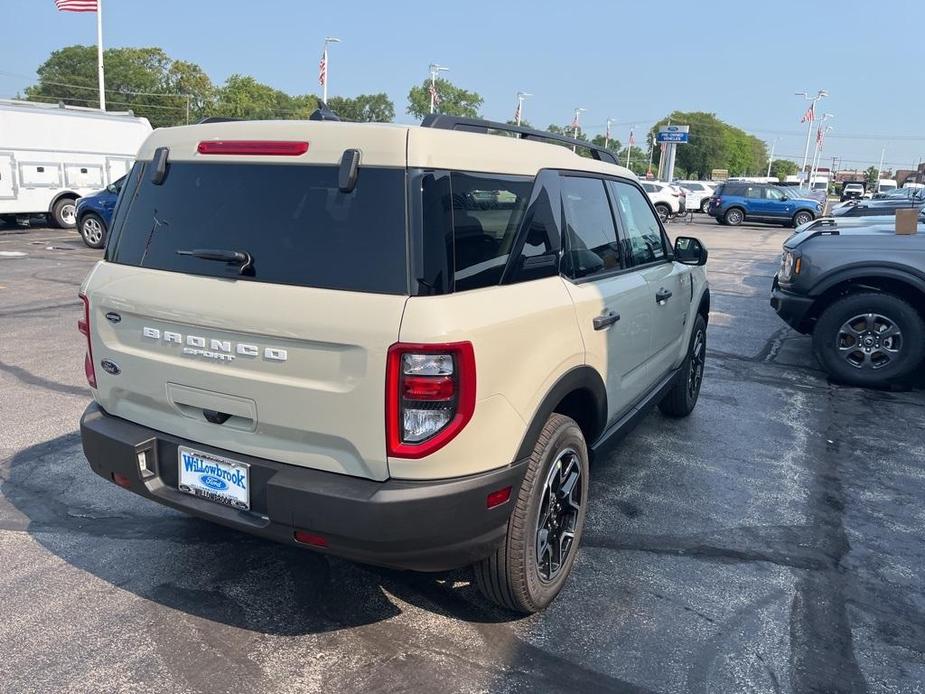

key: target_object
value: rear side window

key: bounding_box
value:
[561,176,622,279]
[450,173,532,291]
[108,162,408,294]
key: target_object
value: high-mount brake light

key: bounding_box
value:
[386,342,476,459]
[197,140,309,156]
[78,292,96,388]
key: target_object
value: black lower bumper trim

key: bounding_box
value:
[80,403,527,571]
[770,277,816,332]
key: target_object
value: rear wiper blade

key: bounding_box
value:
[177,248,253,275]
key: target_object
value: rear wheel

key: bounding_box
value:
[51,197,77,229]
[655,203,671,223]
[793,210,814,227]
[79,213,107,249]
[700,198,711,213]
[659,314,707,417]
[723,207,744,226]
[812,292,925,387]
[474,413,589,613]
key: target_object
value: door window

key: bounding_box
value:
[764,187,785,201]
[607,180,667,267]
[745,186,762,199]
[560,176,622,279]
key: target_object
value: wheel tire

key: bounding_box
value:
[812,292,925,387]
[79,213,107,249]
[51,197,77,229]
[655,204,671,223]
[793,211,814,228]
[474,413,589,614]
[659,313,707,417]
[723,207,744,226]
[700,198,711,213]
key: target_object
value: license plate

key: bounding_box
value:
[178,447,250,510]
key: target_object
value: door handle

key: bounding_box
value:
[656,288,673,304]
[593,310,621,331]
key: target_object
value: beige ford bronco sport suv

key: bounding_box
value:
[78,113,710,613]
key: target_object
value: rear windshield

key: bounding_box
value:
[108,162,408,294]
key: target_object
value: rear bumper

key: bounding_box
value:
[770,276,815,333]
[80,403,527,572]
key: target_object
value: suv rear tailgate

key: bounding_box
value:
[84,262,404,481]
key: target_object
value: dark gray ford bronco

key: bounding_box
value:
[771,216,925,387]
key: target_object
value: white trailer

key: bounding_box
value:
[0,99,151,228]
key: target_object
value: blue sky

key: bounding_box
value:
[3,0,924,173]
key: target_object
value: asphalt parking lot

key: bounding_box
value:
[1,218,923,694]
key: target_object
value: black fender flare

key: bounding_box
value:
[809,264,925,298]
[514,366,607,461]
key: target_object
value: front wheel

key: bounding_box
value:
[812,292,925,387]
[79,213,107,249]
[474,413,589,613]
[659,313,707,417]
[793,210,814,227]
[654,203,671,223]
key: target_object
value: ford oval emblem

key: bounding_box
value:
[200,474,228,492]
[105,312,122,323]
[100,359,121,375]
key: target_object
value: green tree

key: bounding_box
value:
[327,93,395,122]
[591,134,622,153]
[25,45,213,127]
[407,78,483,119]
[649,112,767,178]
[865,166,880,188]
[769,159,799,181]
[618,146,650,176]
[211,75,302,120]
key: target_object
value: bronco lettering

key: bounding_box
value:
[142,327,287,362]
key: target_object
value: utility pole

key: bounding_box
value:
[795,89,828,184]
[429,63,449,114]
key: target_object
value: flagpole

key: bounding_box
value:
[321,47,328,103]
[96,0,105,111]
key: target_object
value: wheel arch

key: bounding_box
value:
[724,205,745,219]
[514,366,607,461]
[697,287,711,323]
[48,190,80,213]
[806,269,925,328]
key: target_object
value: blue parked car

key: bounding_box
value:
[75,175,125,248]
[707,181,822,228]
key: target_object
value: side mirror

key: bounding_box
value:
[106,184,117,193]
[674,236,708,266]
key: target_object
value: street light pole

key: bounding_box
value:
[572,107,586,139]
[766,137,780,178]
[515,91,532,126]
[876,147,885,191]
[429,63,449,114]
[605,118,613,149]
[796,89,827,185]
[320,37,341,104]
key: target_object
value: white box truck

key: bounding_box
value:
[0,99,151,228]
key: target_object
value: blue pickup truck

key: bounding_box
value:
[708,181,822,228]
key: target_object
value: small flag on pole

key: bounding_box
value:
[801,103,815,123]
[429,81,440,106]
[318,50,327,87]
[54,0,98,11]
[514,100,521,124]
[628,129,636,147]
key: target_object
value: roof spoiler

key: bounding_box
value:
[420,114,620,165]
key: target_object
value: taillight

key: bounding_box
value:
[386,342,476,459]
[197,140,309,156]
[78,292,96,388]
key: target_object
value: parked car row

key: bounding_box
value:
[706,181,823,227]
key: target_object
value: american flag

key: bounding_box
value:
[318,50,327,87]
[54,0,98,11]
[429,81,440,106]
[801,103,815,123]
[628,129,636,147]
[514,100,521,124]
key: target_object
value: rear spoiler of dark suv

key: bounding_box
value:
[421,114,620,165]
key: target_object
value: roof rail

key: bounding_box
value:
[197,116,242,124]
[420,114,620,165]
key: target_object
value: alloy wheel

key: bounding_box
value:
[61,203,76,226]
[689,328,706,398]
[535,448,582,582]
[836,313,902,369]
[82,217,104,245]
